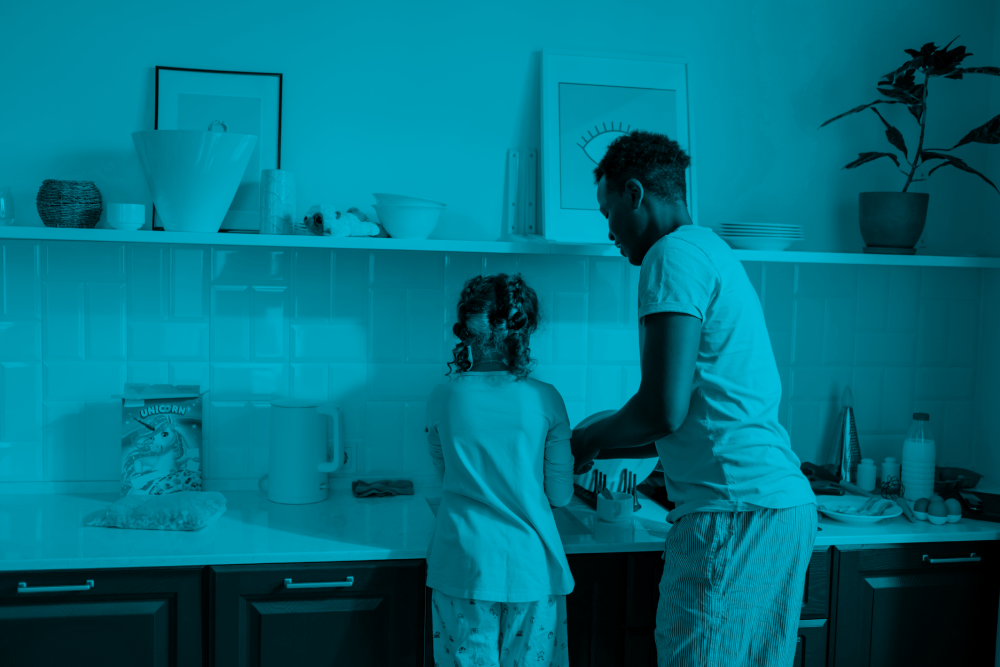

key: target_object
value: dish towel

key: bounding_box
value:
[352,479,414,498]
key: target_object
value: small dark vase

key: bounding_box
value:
[858,192,929,255]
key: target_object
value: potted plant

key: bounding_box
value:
[820,38,999,254]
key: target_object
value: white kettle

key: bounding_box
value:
[259,400,342,504]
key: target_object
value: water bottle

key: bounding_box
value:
[902,413,936,501]
[856,458,877,493]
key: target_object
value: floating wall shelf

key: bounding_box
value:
[1,226,998,268]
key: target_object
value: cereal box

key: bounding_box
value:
[121,384,205,496]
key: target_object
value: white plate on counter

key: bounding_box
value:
[817,495,903,524]
[572,410,660,492]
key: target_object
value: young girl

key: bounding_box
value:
[425,273,574,667]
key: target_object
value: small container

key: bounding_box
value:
[881,456,900,485]
[913,510,928,521]
[946,514,961,524]
[106,203,145,230]
[856,458,877,492]
[927,514,947,525]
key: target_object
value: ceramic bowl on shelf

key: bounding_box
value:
[132,130,257,233]
[372,193,446,208]
[106,203,145,230]
[372,204,443,239]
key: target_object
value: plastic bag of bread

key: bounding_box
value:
[86,491,227,531]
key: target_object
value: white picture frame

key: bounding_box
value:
[154,66,283,232]
[540,49,698,245]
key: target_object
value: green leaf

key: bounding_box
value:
[927,156,1000,195]
[871,108,909,159]
[844,152,900,169]
[919,151,953,164]
[819,100,902,129]
[945,66,1000,80]
[948,114,1000,149]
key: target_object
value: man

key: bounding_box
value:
[570,130,817,666]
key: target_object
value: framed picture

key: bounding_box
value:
[540,49,698,244]
[154,66,283,232]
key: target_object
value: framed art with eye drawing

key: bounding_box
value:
[153,66,283,232]
[540,49,698,244]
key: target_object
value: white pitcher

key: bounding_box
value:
[259,400,342,504]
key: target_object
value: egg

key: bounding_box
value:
[927,500,948,518]
[914,498,930,512]
[930,494,944,503]
[944,498,963,515]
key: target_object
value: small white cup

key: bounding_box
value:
[597,492,634,523]
[107,203,145,230]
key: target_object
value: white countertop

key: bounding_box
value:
[1,490,999,571]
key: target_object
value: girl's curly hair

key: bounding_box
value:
[593,129,691,205]
[447,273,540,381]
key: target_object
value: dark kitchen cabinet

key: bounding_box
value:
[209,559,425,667]
[0,566,202,667]
[831,540,1000,666]
[793,619,828,667]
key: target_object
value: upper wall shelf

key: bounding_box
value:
[1,225,999,268]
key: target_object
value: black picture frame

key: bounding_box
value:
[152,66,283,233]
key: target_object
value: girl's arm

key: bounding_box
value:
[543,391,575,507]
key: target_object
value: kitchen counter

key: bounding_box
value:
[2,490,999,572]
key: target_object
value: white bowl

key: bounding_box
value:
[132,130,257,233]
[106,203,145,230]
[372,192,446,208]
[720,235,799,251]
[372,204,443,239]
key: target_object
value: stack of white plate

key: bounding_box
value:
[719,223,803,251]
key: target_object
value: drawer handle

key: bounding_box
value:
[923,553,980,564]
[18,579,95,593]
[284,576,354,589]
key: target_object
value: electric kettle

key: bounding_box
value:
[259,400,342,504]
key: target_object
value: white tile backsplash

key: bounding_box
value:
[0,242,991,486]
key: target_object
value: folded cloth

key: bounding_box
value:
[352,479,414,498]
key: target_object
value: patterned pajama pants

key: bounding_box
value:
[654,504,818,667]
[430,588,569,667]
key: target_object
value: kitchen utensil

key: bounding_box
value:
[371,204,443,239]
[106,203,145,230]
[599,486,614,500]
[0,186,14,225]
[596,491,634,523]
[372,192,446,207]
[36,180,102,228]
[260,400,342,505]
[817,495,903,524]
[720,236,799,251]
[132,130,257,233]
[838,480,915,522]
[592,471,607,499]
[572,411,660,493]
[573,483,598,510]
[836,387,863,485]
[934,466,983,492]
[624,471,641,511]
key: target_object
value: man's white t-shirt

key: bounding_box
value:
[638,225,816,523]
[425,371,576,602]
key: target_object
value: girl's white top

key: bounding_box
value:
[425,371,576,602]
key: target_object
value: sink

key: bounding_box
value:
[132,130,257,233]
[424,497,591,536]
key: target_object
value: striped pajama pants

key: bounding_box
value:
[654,504,817,667]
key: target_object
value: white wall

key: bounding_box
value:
[1,0,997,255]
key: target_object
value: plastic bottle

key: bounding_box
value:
[902,413,936,501]
[856,458,877,492]
[881,457,900,486]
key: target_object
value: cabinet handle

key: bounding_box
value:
[923,553,980,564]
[18,579,95,593]
[284,576,354,589]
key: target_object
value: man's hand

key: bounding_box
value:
[571,427,599,474]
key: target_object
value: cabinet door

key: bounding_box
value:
[566,552,628,667]
[209,560,424,667]
[832,541,1000,666]
[792,619,827,667]
[0,567,203,667]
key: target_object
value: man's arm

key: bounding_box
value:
[596,443,659,459]
[572,312,700,465]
